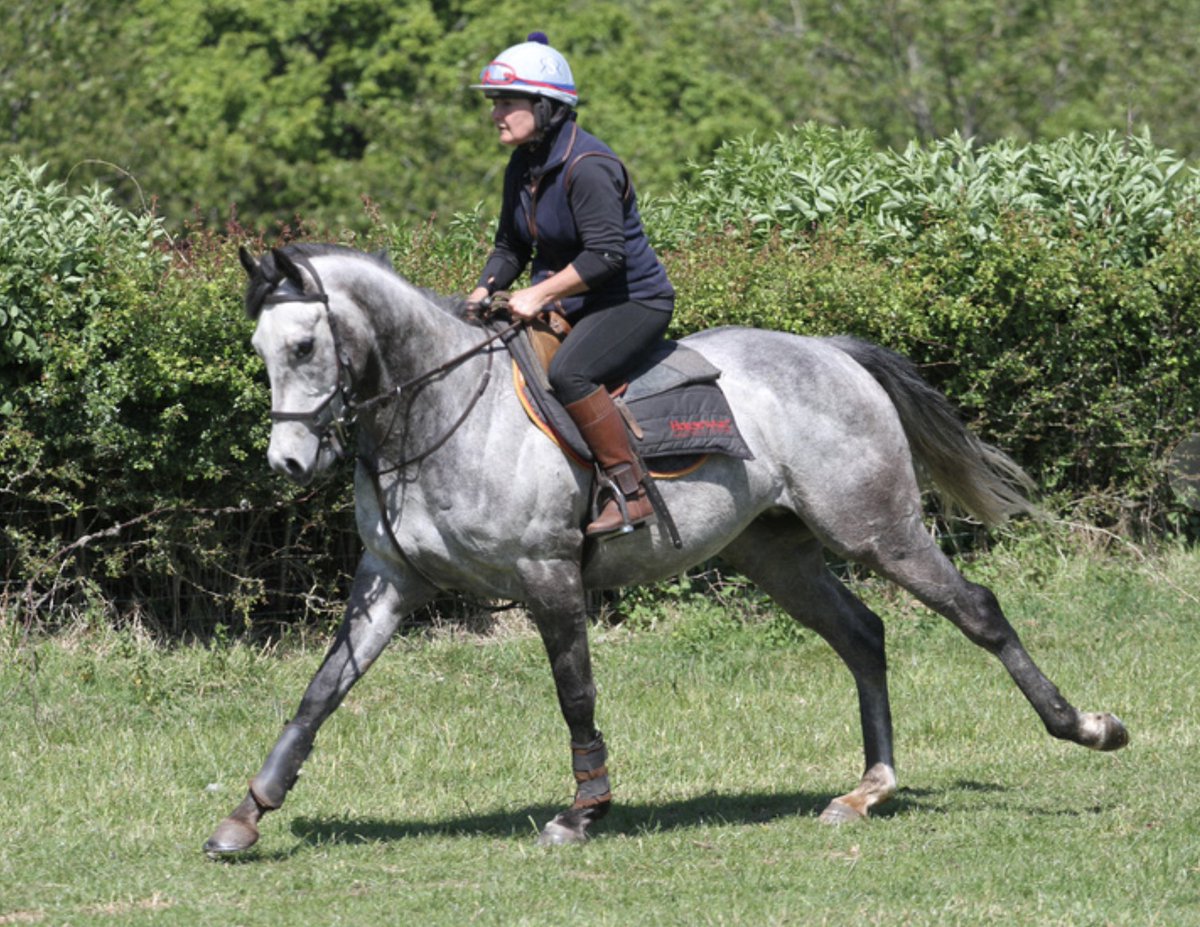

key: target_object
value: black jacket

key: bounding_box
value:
[478,121,674,318]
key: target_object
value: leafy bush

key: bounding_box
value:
[650,126,1200,262]
[0,161,164,408]
[1,161,359,633]
[653,127,1200,527]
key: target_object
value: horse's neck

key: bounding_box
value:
[324,258,496,468]
[327,258,476,395]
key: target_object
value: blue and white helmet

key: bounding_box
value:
[472,33,578,107]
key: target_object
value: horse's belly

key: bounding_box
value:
[581,465,777,589]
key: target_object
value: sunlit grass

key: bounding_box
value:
[2,541,1197,925]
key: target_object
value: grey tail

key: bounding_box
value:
[827,336,1039,527]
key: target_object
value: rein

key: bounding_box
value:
[355,317,522,416]
[360,338,498,478]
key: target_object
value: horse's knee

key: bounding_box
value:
[556,683,598,731]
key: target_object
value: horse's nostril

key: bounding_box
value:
[268,450,308,481]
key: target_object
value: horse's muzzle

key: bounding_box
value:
[267,424,340,484]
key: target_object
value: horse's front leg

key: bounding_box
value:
[518,558,611,846]
[204,552,435,857]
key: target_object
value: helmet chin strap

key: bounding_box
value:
[520,100,576,154]
[533,98,575,133]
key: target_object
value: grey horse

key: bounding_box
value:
[205,243,1127,856]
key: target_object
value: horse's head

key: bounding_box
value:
[241,245,360,485]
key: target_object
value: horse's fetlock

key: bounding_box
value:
[250,722,315,809]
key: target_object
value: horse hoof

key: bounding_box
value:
[1080,712,1129,752]
[537,817,588,846]
[818,799,867,826]
[204,816,260,858]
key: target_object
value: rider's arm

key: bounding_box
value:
[506,264,589,319]
[506,157,626,319]
[474,160,531,300]
[566,155,627,290]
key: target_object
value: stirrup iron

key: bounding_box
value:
[589,467,641,537]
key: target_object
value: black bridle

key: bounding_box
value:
[260,254,523,467]
[261,277,355,457]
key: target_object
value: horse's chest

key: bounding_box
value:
[357,471,564,588]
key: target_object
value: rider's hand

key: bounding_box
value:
[488,291,512,317]
[507,288,546,321]
[465,290,512,324]
[464,286,490,325]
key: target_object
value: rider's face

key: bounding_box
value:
[490,96,538,147]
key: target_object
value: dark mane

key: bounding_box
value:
[243,242,469,320]
[417,286,472,319]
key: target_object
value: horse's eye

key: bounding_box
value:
[295,338,315,360]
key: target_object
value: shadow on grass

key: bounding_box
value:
[205,782,1017,862]
[284,785,953,851]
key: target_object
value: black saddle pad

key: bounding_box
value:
[501,326,754,466]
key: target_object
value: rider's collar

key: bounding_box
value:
[522,121,578,179]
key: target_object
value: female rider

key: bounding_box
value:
[467,33,676,540]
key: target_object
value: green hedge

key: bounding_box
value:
[1,161,357,634]
[654,127,1200,522]
[3,126,1199,633]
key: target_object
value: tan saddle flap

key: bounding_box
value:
[528,310,572,372]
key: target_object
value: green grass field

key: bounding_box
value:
[2,538,1198,926]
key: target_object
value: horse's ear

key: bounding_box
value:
[271,247,313,293]
[238,245,260,278]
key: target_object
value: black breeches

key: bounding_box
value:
[548,301,672,405]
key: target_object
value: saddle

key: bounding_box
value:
[498,319,754,475]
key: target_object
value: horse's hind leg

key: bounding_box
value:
[855,516,1128,752]
[722,515,898,823]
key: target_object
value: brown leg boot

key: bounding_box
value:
[564,387,657,538]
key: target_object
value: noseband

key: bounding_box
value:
[260,255,357,457]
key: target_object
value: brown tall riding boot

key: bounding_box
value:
[564,387,656,538]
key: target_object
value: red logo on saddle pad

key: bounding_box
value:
[670,417,734,435]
